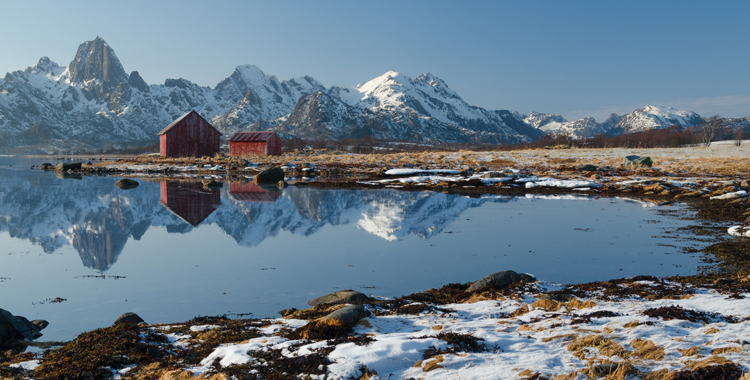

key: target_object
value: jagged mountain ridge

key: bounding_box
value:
[0,37,745,152]
[524,105,707,139]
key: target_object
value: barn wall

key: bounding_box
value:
[230,142,267,156]
[161,113,221,158]
[266,135,282,155]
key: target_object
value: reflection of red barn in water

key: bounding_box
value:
[229,182,281,203]
[160,181,221,226]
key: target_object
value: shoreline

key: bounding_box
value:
[3,146,750,379]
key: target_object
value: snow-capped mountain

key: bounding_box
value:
[0,37,745,151]
[522,106,704,139]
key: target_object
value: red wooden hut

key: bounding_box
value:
[159,110,222,157]
[229,132,282,156]
[159,181,221,226]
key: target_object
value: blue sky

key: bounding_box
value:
[1,0,748,121]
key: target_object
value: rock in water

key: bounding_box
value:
[0,309,43,349]
[115,178,139,190]
[467,270,536,293]
[30,320,50,330]
[308,290,370,307]
[113,312,145,326]
[621,155,653,168]
[55,162,82,172]
[40,163,54,170]
[277,180,289,189]
[254,167,285,184]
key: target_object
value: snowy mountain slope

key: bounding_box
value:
[609,105,703,134]
[211,65,326,135]
[523,106,703,139]
[1,37,746,151]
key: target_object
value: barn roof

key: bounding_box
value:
[229,131,278,142]
[158,110,222,136]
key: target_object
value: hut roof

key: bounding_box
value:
[158,110,222,136]
[229,131,277,142]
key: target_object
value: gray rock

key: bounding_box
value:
[0,309,43,349]
[621,155,653,168]
[30,320,49,330]
[254,167,285,184]
[309,290,370,307]
[55,162,82,172]
[115,178,139,190]
[467,270,536,293]
[481,172,507,178]
[321,305,371,328]
[576,164,598,171]
[723,180,741,186]
[114,312,145,326]
[40,163,54,170]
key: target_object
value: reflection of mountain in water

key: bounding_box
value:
[0,169,512,271]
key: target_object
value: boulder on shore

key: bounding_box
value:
[113,312,145,326]
[308,290,370,307]
[621,155,653,168]
[40,163,54,170]
[320,305,371,328]
[55,162,82,172]
[115,179,139,190]
[254,167,285,184]
[0,309,44,349]
[467,270,536,293]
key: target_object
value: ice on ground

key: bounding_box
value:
[525,179,600,189]
[385,168,461,175]
[711,190,748,200]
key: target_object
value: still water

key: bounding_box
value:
[0,156,709,342]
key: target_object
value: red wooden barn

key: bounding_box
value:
[229,132,282,156]
[159,181,220,226]
[159,110,222,157]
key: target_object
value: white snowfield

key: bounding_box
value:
[166,279,750,380]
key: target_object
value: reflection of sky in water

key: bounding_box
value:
[0,157,710,342]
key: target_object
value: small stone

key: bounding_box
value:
[621,155,653,168]
[576,164,598,171]
[30,320,49,330]
[115,178,139,190]
[40,163,54,170]
[467,270,535,293]
[114,312,145,326]
[277,180,289,189]
[481,172,506,178]
[309,290,370,307]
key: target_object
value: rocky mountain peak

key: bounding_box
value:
[32,57,59,73]
[127,71,149,92]
[68,37,128,95]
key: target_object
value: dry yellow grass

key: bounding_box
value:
[630,339,665,361]
[567,335,628,359]
[566,299,597,310]
[711,346,743,354]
